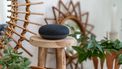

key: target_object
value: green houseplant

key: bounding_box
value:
[66,24,122,69]
[0,36,31,69]
[73,35,122,69]
[0,46,31,69]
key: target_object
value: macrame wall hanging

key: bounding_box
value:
[0,0,43,57]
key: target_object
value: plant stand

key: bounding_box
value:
[30,36,76,69]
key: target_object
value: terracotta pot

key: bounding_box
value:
[0,65,2,69]
[106,52,120,69]
[31,66,46,69]
[92,57,98,69]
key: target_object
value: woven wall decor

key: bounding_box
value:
[1,0,43,57]
[45,0,94,35]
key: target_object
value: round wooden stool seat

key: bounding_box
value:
[29,36,77,69]
[30,36,77,48]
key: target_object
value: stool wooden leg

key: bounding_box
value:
[56,48,66,69]
[38,48,47,67]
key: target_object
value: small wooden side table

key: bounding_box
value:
[30,36,77,69]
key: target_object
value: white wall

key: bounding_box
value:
[15,0,122,69]
[0,0,11,24]
[0,0,6,24]
[117,0,122,40]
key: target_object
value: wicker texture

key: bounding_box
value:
[1,0,43,56]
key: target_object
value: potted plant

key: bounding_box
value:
[100,38,122,69]
[73,35,105,69]
[73,35,122,69]
[66,23,122,69]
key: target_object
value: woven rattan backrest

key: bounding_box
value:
[3,0,43,56]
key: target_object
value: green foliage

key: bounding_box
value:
[67,24,105,63]
[66,24,122,64]
[73,35,105,63]
[118,54,122,64]
[100,38,122,64]
[0,46,31,69]
[73,35,122,64]
[100,37,122,52]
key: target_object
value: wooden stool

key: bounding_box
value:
[30,36,77,69]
